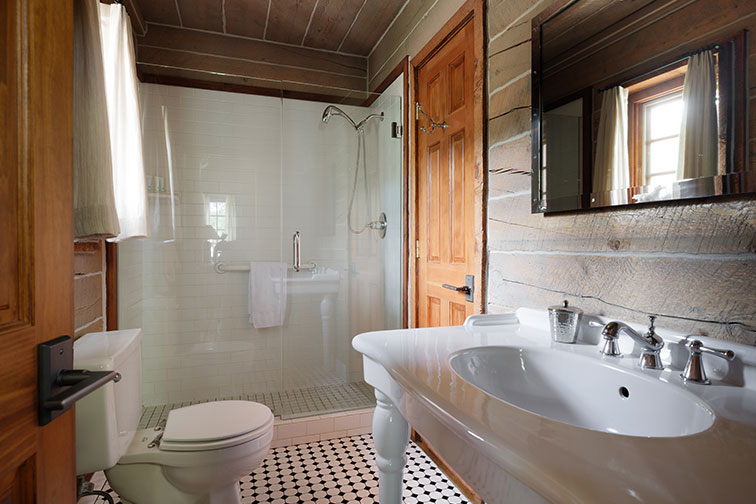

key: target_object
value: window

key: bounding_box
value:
[642,93,684,186]
[627,63,687,188]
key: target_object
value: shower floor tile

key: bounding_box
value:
[87,434,471,504]
[138,381,376,428]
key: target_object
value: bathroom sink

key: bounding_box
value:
[450,346,715,438]
[275,267,340,294]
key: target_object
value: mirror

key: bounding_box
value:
[531,0,753,213]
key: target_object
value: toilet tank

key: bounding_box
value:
[73,329,143,475]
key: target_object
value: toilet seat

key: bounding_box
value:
[160,401,273,452]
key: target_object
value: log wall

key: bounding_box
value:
[487,0,756,344]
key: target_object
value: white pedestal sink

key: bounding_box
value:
[353,308,756,503]
[279,267,340,370]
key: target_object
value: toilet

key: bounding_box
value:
[74,329,274,504]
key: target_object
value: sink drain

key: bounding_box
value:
[619,386,630,399]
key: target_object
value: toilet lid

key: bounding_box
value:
[161,401,273,450]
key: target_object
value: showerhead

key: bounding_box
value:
[321,105,336,123]
[322,105,355,127]
[322,105,383,131]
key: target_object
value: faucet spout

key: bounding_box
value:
[600,316,664,369]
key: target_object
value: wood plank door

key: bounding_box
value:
[415,20,479,328]
[1,0,76,502]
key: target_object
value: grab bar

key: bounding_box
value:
[213,261,317,274]
[293,231,301,272]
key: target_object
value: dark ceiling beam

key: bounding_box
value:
[136,24,369,96]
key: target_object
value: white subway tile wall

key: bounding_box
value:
[119,83,402,409]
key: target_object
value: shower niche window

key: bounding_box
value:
[120,80,403,420]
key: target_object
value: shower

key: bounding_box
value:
[322,106,387,237]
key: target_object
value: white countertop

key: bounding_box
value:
[353,309,756,503]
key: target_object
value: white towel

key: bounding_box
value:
[248,262,288,328]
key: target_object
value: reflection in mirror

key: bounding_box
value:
[543,98,584,202]
[532,0,752,213]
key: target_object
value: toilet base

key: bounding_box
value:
[106,463,242,504]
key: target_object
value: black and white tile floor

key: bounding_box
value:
[84,434,470,503]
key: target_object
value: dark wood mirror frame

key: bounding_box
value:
[530,0,751,214]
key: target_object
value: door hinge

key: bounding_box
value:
[415,239,420,259]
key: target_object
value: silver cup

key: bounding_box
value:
[548,300,583,343]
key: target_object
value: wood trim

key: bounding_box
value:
[402,55,410,330]
[362,57,406,107]
[532,0,578,30]
[105,242,118,331]
[138,72,368,106]
[411,430,484,504]
[627,73,686,187]
[410,5,474,70]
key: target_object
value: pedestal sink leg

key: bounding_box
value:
[320,294,334,370]
[372,389,409,504]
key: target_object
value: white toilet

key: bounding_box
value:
[74,329,274,504]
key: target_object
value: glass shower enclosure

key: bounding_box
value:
[118,80,403,420]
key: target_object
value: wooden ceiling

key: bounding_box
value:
[134,0,404,55]
[126,0,407,101]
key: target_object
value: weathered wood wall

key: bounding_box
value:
[371,0,756,344]
[487,0,756,344]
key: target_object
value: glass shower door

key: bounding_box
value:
[278,94,402,418]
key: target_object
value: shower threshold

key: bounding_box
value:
[138,381,375,429]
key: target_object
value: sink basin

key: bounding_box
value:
[450,346,715,438]
[274,267,340,294]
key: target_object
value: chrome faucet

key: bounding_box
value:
[600,316,665,370]
[681,339,735,385]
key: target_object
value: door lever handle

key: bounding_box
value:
[44,369,117,411]
[442,283,470,294]
[38,336,118,425]
[441,275,475,303]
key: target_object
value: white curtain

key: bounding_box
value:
[100,3,149,241]
[73,0,120,238]
[594,86,630,195]
[677,50,718,180]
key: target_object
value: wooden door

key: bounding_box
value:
[415,21,478,328]
[1,0,76,502]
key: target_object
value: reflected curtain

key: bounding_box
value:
[73,0,120,238]
[594,86,630,194]
[677,50,718,180]
[100,3,149,241]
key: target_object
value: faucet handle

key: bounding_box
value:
[647,316,656,333]
[643,315,663,348]
[681,339,735,385]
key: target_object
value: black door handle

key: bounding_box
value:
[441,275,474,303]
[38,336,119,425]
[44,369,117,411]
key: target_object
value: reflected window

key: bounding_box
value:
[203,194,236,261]
[207,196,227,238]
[642,93,683,186]
[627,63,687,188]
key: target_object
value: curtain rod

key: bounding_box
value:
[597,43,721,93]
